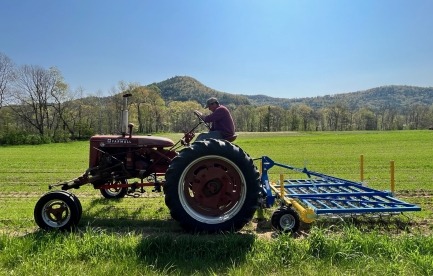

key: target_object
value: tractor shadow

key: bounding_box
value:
[134,232,256,275]
[78,197,181,232]
[25,228,255,275]
[78,197,256,274]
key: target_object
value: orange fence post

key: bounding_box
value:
[280,174,284,198]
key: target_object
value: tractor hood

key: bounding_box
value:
[90,135,174,148]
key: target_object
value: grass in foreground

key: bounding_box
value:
[1,131,433,275]
[1,227,433,275]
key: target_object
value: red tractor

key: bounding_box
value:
[34,94,261,232]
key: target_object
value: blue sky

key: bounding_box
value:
[1,0,433,98]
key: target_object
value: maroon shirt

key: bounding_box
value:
[203,105,235,138]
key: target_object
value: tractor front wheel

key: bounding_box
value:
[60,191,82,222]
[164,139,260,232]
[34,191,81,231]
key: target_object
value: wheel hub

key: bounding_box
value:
[185,159,242,216]
[280,214,296,230]
[44,201,69,224]
[203,180,222,196]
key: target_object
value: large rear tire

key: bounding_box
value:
[164,139,260,232]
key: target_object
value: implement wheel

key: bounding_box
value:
[34,191,81,231]
[164,139,260,232]
[271,207,300,233]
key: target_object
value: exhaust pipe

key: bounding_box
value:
[121,93,132,137]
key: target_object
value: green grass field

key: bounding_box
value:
[1,131,433,275]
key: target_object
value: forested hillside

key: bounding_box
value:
[152,76,250,106]
[1,61,433,145]
[244,85,433,110]
[152,76,433,111]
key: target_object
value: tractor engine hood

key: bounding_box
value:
[90,135,174,148]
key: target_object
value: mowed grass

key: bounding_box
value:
[1,130,433,275]
[1,130,432,192]
[236,131,433,191]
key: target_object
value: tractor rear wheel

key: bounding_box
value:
[164,139,260,232]
[34,191,81,231]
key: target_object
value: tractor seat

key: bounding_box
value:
[224,134,237,142]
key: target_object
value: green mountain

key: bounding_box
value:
[246,85,433,109]
[151,76,250,106]
[151,76,433,110]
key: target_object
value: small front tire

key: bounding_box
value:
[58,191,83,223]
[34,191,81,231]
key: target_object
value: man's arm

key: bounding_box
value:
[203,108,226,122]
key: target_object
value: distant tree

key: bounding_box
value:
[404,104,430,129]
[251,105,285,132]
[355,107,376,130]
[130,85,166,133]
[375,104,398,130]
[107,85,125,134]
[10,65,67,137]
[270,106,286,131]
[55,87,99,139]
[428,104,433,129]
[168,101,202,132]
[297,104,314,131]
[46,68,77,139]
[78,96,107,136]
[325,102,349,131]
[0,53,14,109]
[311,109,323,131]
[287,106,300,131]
[255,106,269,131]
[232,105,257,132]
[266,106,271,131]
[0,106,14,133]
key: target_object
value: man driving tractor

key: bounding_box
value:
[195,97,236,141]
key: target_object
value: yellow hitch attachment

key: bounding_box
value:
[270,182,317,224]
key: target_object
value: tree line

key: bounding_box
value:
[1,53,432,145]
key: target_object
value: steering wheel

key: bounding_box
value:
[194,110,211,130]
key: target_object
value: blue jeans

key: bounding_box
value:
[195,131,223,141]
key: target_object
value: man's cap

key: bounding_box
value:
[206,97,219,108]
